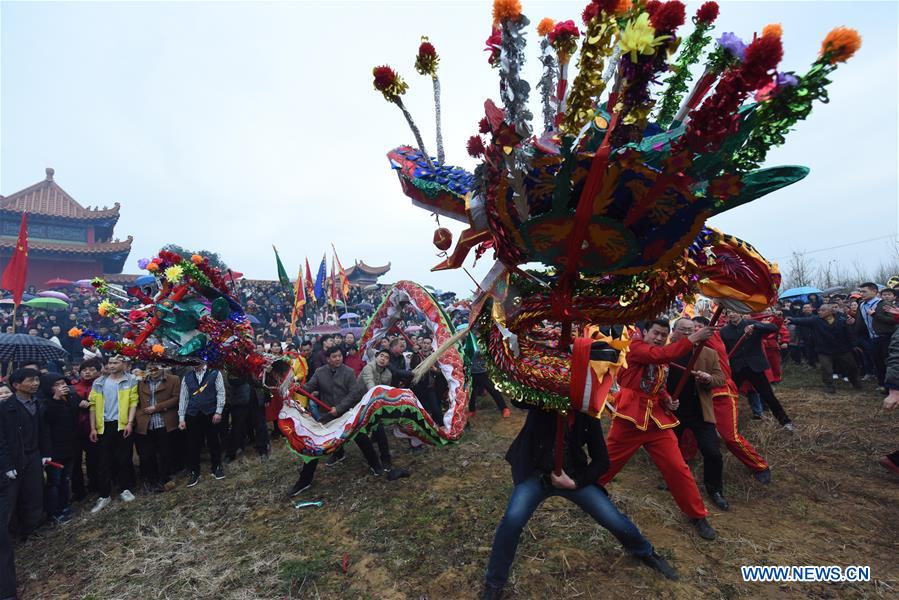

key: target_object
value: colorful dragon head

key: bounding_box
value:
[375,0,859,409]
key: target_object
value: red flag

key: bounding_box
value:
[305,258,315,301]
[1,213,29,306]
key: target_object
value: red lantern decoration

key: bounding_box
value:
[433,227,453,251]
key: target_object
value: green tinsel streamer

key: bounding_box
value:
[656,21,715,130]
[731,59,836,173]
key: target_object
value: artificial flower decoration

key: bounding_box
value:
[762,23,783,39]
[485,27,502,66]
[478,117,491,134]
[717,32,747,61]
[694,1,719,25]
[164,264,185,283]
[820,26,861,64]
[101,340,117,352]
[415,38,439,76]
[191,254,204,265]
[582,2,599,24]
[147,261,159,272]
[649,1,685,33]
[372,65,409,102]
[548,20,580,56]
[493,0,522,25]
[81,337,95,348]
[537,17,555,37]
[67,327,83,338]
[120,345,138,358]
[137,258,150,270]
[151,344,165,356]
[619,12,668,62]
[97,300,117,317]
[467,135,486,158]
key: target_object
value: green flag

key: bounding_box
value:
[273,245,294,302]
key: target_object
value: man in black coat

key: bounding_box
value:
[720,311,795,431]
[1,368,53,600]
[479,403,677,599]
[788,304,861,393]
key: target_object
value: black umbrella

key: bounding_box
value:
[0,334,69,364]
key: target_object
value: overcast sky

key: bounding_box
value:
[2,0,896,294]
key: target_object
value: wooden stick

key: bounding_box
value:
[670,305,723,403]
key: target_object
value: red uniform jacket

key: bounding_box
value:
[610,336,693,431]
[706,332,739,400]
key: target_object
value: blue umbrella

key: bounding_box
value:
[780,286,823,299]
[135,275,156,286]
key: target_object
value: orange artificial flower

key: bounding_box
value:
[151,344,165,355]
[820,26,861,64]
[147,262,159,272]
[191,254,204,265]
[537,18,555,37]
[67,327,83,338]
[762,23,782,39]
[613,0,633,15]
[493,0,522,24]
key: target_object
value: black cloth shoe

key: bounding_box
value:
[186,472,200,488]
[752,468,772,484]
[387,467,411,481]
[690,517,717,540]
[213,465,226,480]
[479,583,504,600]
[640,551,678,580]
[708,491,730,511]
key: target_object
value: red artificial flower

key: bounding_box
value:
[695,1,719,25]
[582,2,599,24]
[418,41,436,57]
[102,340,117,351]
[467,135,486,158]
[123,330,135,340]
[478,117,491,134]
[741,33,783,89]
[649,1,686,33]
[120,345,138,358]
[644,0,662,17]
[81,337,95,348]
[373,66,399,92]
[548,20,580,44]
[484,27,502,65]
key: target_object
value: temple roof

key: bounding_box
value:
[345,260,391,277]
[0,236,133,256]
[0,168,121,221]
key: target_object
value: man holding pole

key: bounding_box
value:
[598,319,717,540]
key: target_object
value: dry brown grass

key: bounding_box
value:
[14,364,899,599]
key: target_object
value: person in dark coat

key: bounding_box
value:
[720,311,795,431]
[879,321,899,475]
[479,402,676,599]
[40,373,80,523]
[788,304,862,393]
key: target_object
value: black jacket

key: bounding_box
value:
[505,405,609,488]
[854,299,897,339]
[43,396,80,461]
[388,353,413,387]
[720,319,777,373]
[0,397,53,474]
[788,316,856,355]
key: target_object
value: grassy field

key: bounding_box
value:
[14,365,899,599]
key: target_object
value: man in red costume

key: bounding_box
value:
[599,319,717,540]
[694,315,772,484]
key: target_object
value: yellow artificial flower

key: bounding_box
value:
[97,300,117,317]
[619,12,668,63]
[164,264,184,283]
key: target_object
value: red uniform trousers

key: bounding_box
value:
[677,396,769,472]
[599,418,708,519]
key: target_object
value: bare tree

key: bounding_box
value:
[784,251,814,288]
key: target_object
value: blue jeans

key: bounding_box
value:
[485,475,653,588]
[746,391,765,416]
[44,459,73,517]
